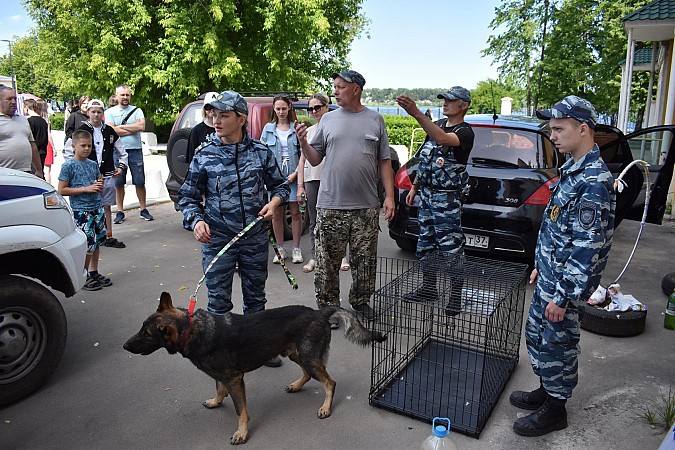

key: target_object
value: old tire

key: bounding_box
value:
[0,275,67,407]
[661,272,675,296]
[577,301,646,337]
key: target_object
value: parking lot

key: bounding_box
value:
[2,189,675,448]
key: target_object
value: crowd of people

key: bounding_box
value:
[0,72,617,437]
[0,84,154,292]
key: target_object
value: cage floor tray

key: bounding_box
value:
[371,339,515,437]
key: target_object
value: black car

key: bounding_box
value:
[388,114,675,262]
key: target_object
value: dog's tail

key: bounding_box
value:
[331,308,386,346]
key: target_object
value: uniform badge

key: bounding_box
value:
[579,201,596,229]
[435,157,445,167]
[550,205,561,222]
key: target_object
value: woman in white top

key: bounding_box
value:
[261,95,303,264]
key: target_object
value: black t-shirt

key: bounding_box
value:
[186,121,215,164]
[27,115,49,155]
[424,118,474,165]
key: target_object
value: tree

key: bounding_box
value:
[0,35,61,100]
[23,0,368,115]
[482,0,554,115]
[484,0,651,118]
[469,79,526,115]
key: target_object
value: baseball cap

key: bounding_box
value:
[207,91,249,115]
[536,95,598,129]
[88,99,105,109]
[331,70,366,89]
[203,92,219,108]
[437,86,471,104]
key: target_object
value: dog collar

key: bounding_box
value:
[182,297,197,349]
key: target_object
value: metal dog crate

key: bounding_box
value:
[368,253,528,438]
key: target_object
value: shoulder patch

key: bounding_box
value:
[578,201,597,229]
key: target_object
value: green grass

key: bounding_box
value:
[640,385,675,433]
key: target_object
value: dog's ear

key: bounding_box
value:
[157,292,174,312]
[158,324,179,345]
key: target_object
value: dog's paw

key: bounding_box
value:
[230,431,248,445]
[203,398,223,408]
[317,407,332,419]
[285,382,302,393]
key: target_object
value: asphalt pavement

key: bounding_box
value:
[2,152,675,449]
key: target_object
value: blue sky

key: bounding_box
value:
[1,0,503,89]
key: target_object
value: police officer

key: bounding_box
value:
[178,91,290,366]
[396,87,474,314]
[510,95,616,436]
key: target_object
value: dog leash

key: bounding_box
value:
[187,216,298,325]
[268,233,299,290]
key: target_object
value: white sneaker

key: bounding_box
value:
[273,247,287,264]
[292,247,303,263]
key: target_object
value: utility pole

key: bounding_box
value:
[1,39,17,92]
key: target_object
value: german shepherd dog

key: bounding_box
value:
[123,292,386,445]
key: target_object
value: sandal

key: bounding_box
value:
[340,258,350,271]
[303,259,316,273]
[104,237,126,248]
[82,276,102,291]
[91,272,113,287]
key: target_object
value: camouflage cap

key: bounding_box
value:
[437,86,471,104]
[208,90,248,115]
[332,70,366,88]
[536,95,598,129]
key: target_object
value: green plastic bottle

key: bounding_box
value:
[665,289,675,330]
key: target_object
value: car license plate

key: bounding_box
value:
[466,234,489,249]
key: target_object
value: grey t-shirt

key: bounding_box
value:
[0,114,35,171]
[309,107,390,209]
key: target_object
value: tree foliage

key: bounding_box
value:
[22,0,368,114]
[0,35,61,100]
[483,0,651,120]
[468,79,526,115]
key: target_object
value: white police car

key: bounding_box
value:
[0,168,87,406]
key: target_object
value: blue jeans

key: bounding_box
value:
[114,149,145,187]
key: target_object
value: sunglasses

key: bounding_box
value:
[307,104,325,113]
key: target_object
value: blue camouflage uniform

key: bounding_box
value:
[178,133,289,315]
[415,120,474,260]
[526,144,615,399]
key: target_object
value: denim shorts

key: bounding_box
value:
[114,148,145,187]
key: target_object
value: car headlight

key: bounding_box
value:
[44,191,72,213]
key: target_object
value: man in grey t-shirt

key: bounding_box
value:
[297,70,394,323]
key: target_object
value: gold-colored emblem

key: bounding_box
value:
[550,205,561,222]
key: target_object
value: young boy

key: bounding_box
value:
[58,130,113,291]
[78,98,128,248]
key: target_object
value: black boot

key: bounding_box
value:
[404,270,437,303]
[445,279,463,316]
[510,384,547,410]
[513,394,568,437]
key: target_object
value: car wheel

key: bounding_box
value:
[662,272,675,296]
[395,237,417,252]
[576,301,647,337]
[282,204,309,241]
[0,275,67,407]
[166,128,192,186]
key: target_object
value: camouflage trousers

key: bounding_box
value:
[416,189,464,260]
[314,208,379,308]
[525,287,581,399]
[202,230,268,315]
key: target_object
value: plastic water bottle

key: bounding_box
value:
[665,289,675,330]
[421,417,458,450]
[299,193,306,213]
